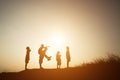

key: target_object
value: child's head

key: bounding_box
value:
[66,46,69,50]
[41,44,44,48]
[57,51,60,55]
[26,46,31,51]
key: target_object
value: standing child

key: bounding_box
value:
[56,51,61,69]
[66,46,71,68]
[25,46,31,70]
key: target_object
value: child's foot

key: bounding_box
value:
[40,67,44,69]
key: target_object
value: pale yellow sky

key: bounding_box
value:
[0,1,120,72]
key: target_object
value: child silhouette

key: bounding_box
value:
[56,51,61,69]
[66,46,71,68]
[25,46,31,70]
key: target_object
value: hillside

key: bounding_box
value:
[0,65,120,80]
[1,54,120,80]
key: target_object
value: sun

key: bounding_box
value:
[52,36,64,47]
[50,34,66,51]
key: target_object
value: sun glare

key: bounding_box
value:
[49,34,66,52]
[52,36,64,48]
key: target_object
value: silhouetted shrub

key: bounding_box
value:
[106,53,120,64]
[91,53,120,64]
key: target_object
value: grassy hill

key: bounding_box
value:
[0,54,120,80]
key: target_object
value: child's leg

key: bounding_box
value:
[45,55,51,61]
[25,63,27,70]
[67,61,69,68]
[39,59,43,68]
[57,63,58,69]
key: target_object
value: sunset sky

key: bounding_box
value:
[0,0,120,72]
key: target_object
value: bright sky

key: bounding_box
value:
[0,1,120,72]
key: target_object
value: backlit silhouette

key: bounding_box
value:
[66,46,71,68]
[56,51,61,69]
[38,44,51,69]
[25,46,31,70]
